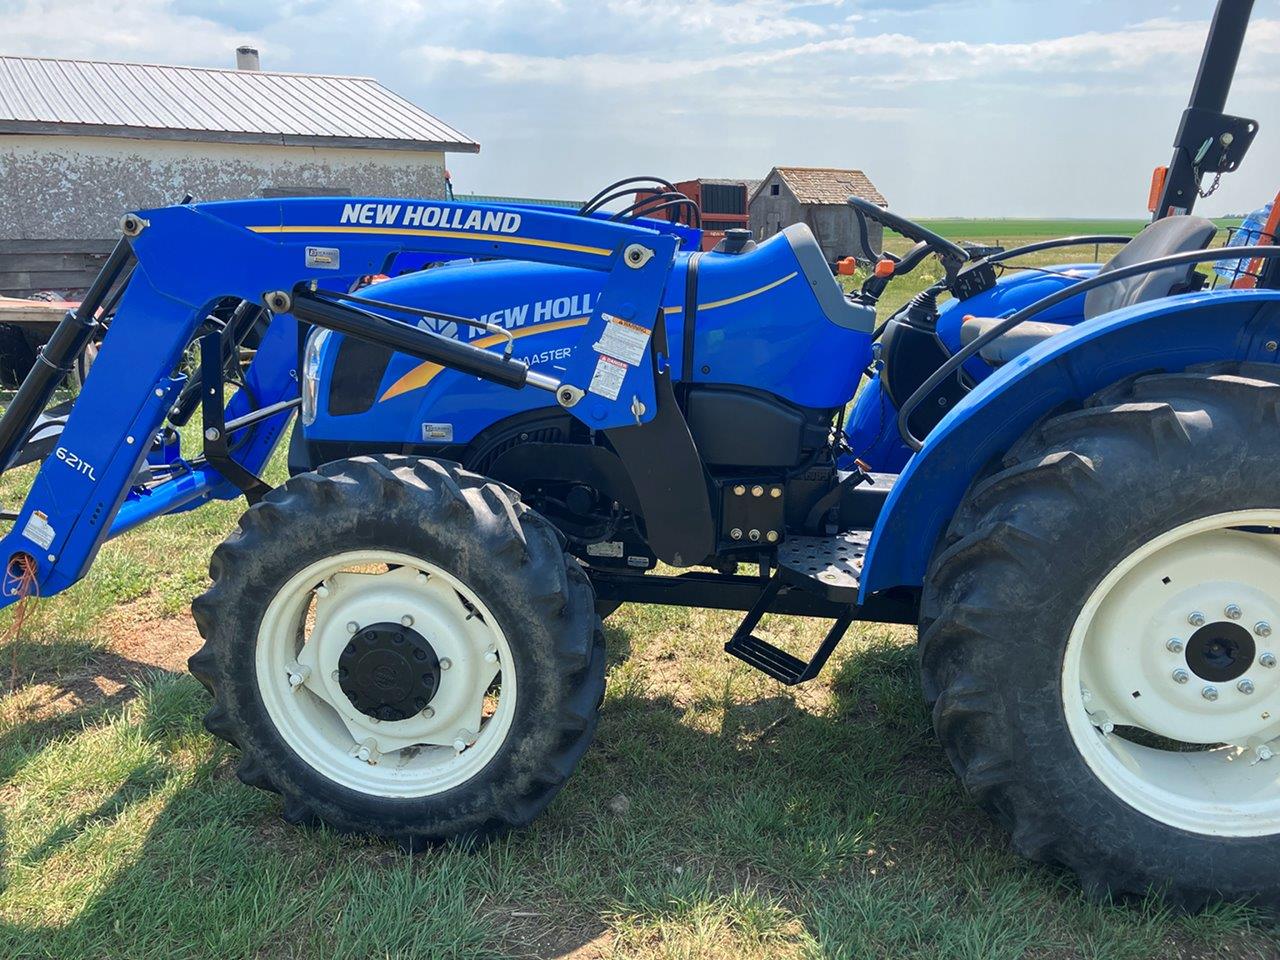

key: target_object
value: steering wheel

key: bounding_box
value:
[847,197,970,270]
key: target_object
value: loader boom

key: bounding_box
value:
[0,198,681,609]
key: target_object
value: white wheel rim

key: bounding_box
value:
[1065,510,1280,836]
[256,550,515,799]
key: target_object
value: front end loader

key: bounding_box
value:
[0,0,1279,911]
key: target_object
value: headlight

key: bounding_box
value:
[301,328,332,426]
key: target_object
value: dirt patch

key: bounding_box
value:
[101,605,202,674]
[0,602,199,732]
[493,906,614,960]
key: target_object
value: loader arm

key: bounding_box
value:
[0,198,682,609]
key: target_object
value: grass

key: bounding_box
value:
[0,227,1277,958]
[903,217,1244,242]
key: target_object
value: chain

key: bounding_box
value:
[1196,169,1223,199]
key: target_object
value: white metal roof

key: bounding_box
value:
[0,56,479,153]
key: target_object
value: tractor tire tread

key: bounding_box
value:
[189,454,605,847]
[920,362,1280,909]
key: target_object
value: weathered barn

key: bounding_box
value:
[749,167,887,264]
[0,50,479,297]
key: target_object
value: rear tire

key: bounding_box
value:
[190,455,604,846]
[921,362,1280,908]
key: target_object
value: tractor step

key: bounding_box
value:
[724,530,866,684]
[723,631,811,683]
[776,530,868,602]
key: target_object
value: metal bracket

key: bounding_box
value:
[199,331,273,504]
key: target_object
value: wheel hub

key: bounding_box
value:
[1186,621,1255,682]
[338,621,441,721]
[1065,512,1280,836]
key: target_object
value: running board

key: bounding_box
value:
[724,531,866,684]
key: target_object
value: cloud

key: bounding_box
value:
[2,0,1277,216]
[412,15,1280,93]
[0,0,259,63]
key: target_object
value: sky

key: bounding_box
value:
[3,0,1278,217]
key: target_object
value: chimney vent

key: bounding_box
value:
[236,47,260,71]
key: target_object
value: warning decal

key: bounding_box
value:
[588,355,628,401]
[22,510,54,551]
[593,314,651,367]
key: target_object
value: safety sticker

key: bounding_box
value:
[593,314,651,367]
[22,510,55,551]
[586,541,624,558]
[588,355,628,401]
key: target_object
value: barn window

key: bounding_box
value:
[770,183,780,196]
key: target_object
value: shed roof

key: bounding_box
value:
[754,167,885,206]
[0,55,479,153]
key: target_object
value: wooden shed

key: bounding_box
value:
[749,167,888,264]
[0,51,479,298]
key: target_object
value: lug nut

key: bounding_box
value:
[748,529,761,542]
[439,658,452,671]
[1238,678,1256,695]
[766,530,779,543]
[1226,603,1243,620]
[1256,621,1273,638]
[730,528,743,541]
[1202,685,1220,702]
[770,487,782,499]
[346,621,359,634]
[751,485,764,497]
[1172,668,1190,684]
[1188,611,1206,627]
[1261,652,1277,668]
[401,614,414,627]
[1166,638,1184,653]
[733,484,745,496]
[422,706,435,719]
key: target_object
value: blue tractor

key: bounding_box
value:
[0,0,1277,909]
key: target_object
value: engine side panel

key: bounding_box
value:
[305,227,873,449]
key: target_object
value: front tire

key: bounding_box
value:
[921,363,1280,908]
[189,455,604,845]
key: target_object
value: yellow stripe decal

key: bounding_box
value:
[247,224,612,258]
[379,316,591,401]
[662,271,799,315]
[377,271,800,403]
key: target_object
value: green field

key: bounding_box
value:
[0,225,1275,959]
[893,217,1243,241]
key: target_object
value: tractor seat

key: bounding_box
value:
[960,215,1218,365]
[960,317,1071,365]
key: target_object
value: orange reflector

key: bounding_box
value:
[874,258,896,278]
[837,256,858,276]
[1148,166,1168,214]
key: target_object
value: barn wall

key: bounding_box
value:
[0,135,447,295]
[748,176,799,242]
[804,205,883,264]
[749,180,885,265]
